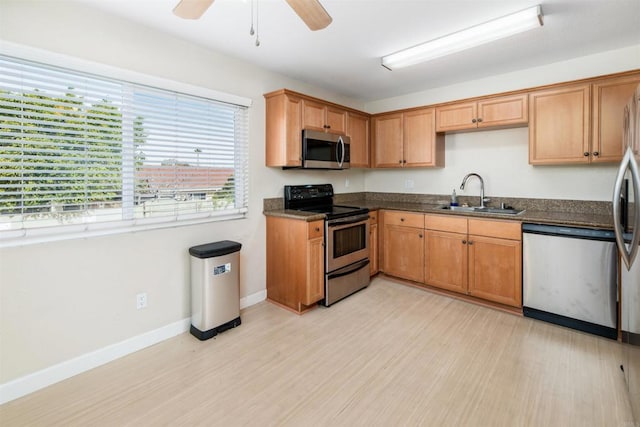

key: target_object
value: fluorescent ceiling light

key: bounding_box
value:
[381,5,543,70]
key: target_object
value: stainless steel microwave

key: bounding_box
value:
[301,129,350,169]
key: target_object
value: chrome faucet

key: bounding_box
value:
[460,173,488,208]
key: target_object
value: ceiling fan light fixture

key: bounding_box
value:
[381,5,543,70]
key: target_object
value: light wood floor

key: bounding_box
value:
[1,277,634,426]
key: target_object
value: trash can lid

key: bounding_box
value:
[189,240,242,258]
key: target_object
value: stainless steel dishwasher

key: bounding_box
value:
[522,223,618,339]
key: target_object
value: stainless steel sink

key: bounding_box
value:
[440,206,524,215]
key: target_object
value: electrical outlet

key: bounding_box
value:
[136,292,147,309]
[345,178,350,188]
[405,179,414,189]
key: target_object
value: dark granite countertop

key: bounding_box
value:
[263,192,614,230]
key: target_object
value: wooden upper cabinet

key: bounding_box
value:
[265,91,303,167]
[326,106,348,135]
[264,89,367,167]
[435,102,477,132]
[403,108,444,167]
[302,99,347,135]
[592,74,640,163]
[302,99,327,132]
[373,112,403,167]
[477,94,528,128]
[528,84,591,165]
[347,111,370,168]
[373,108,444,168]
[435,94,528,132]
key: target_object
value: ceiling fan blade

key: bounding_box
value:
[173,0,215,20]
[285,0,332,31]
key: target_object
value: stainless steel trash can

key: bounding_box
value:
[189,240,242,341]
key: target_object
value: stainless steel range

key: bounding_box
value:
[284,184,370,306]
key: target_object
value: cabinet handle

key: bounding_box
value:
[462,240,467,244]
[477,118,483,123]
[403,159,407,164]
[468,241,474,245]
[419,234,423,238]
[584,152,590,157]
[400,218,405,222]
[399,160,403,164]
[471,118,477,123]
[593,151,599,157]
[315,227,320,232]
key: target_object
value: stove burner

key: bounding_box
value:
[284,184,368,220]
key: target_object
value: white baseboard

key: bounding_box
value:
[240,289,266,309]
[0,289,266,405]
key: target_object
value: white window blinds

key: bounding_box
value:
[0,55,249,242]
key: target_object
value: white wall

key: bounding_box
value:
[0,0,365,390]
[364,45,640,201]
[365,127,620,201]
[0,0,638,399]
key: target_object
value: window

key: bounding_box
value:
[0,54,249,244]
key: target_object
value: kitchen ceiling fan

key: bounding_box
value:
[173,0,332,31]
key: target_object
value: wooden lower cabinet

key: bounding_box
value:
[424,230,467,294]
[424,216,522,308]
[468,234,522,307]
[381,211,522,308]
[383,211,424,283]
[266,217,325,313]
[369,210,379,275]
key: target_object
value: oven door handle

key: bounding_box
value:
[327,214,370,226]
[327,259,370,280]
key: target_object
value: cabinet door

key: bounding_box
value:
[403,108,443,167]
[529,84,591,165]
[348,111,370,167]
[383,224,424,283]
[302,99,327,132]
[265,93,302,167]
[424,230,468,294]
[468,235,522,307]
[303,235,325,306]
[373,113,403,168]
[326,106,348,135]
[436,102,477,132]
[266,217,305,310]
[477,94,528,128]
[592,75,640,163]
[370,222,378,276]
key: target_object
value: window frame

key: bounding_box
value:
[0,42,252,248]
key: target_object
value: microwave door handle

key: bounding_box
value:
[337,136,345,168]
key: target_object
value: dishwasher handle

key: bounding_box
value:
[522,223,616,242]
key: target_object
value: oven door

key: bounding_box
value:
[326,214,369,272]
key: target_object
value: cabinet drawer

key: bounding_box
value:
[425,214,468,234]
[308,221,324,239]
[468,219,521,240]
[368,210,378,224]
[384,210,424,228]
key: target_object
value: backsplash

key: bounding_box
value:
[264,192,612,216]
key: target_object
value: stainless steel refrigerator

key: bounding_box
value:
[615,84,640,419]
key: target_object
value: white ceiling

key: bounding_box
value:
[73,0,639,102]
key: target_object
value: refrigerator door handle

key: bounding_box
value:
[614,146,640,270]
